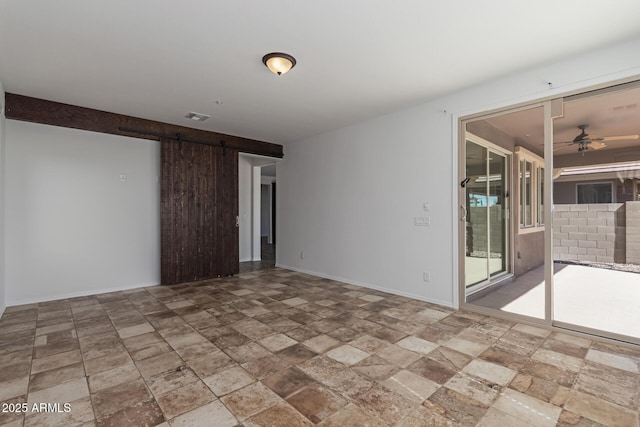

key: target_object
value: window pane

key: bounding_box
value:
[577,183,613,204]
[520,160,525,226]
[538,167,544,225]
[522,161,532,226]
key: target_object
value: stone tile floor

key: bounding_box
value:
[0,268,638,426]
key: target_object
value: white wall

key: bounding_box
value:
[277,36,640,308]
[0,81,6,316]
[252,167,261,260]
[5,121,160,305]
[239,156,277,262]
[238,155,252,262]
[261,175,276,245]
[261,184,270,237]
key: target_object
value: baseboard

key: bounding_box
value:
[6,281,160,307]
[275,263,454,309]
[0,304,5,319]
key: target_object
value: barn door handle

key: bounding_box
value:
[235,216,239,228]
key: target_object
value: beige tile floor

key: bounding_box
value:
[0,268,638,426]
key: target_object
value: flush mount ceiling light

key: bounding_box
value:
[262,52,296,76]
[184,112,211,122]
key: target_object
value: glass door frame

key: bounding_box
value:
[459,80,640,346]
[458,101,554,328]
[463,132,513,296]
[550,83,640,346]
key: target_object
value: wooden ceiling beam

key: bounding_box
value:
[4,93,283,158]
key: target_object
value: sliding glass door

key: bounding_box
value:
[462,105,547,321]
[461,80,640,345]
[464,136,509,293]
[551,83,640,344]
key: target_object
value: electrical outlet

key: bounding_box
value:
[423,272,431,282]
[300,251,304,260]
[423,202,430,211]
[120,173,127,182]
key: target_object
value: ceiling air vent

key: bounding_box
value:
[185,112,211,121]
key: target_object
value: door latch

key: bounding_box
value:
[235,216,239,228]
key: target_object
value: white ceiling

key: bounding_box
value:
[1,1,640,144]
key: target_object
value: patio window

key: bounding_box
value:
[538,166,544,225]
[516,146,544,232]
[520,160,533,227]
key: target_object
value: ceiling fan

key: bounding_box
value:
[556,124,639,153]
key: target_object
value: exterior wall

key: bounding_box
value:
[626,201,640,264]
[515,231,544,275]
[553,203,625,263]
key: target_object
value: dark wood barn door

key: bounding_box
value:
[161,138,239,285]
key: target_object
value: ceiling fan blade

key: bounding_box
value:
[548,140,575,151]
[590,141,606,150]
[601,134,639,142]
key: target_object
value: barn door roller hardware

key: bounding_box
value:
[118,126,226,149]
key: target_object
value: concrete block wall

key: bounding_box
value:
[553,203,626,264]
[626,201,640,265]
[469,206,503,256]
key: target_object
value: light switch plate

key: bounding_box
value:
[414,217,430,226]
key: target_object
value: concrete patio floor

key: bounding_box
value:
[470,263,640,340]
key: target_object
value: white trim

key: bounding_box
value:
[560,161,640,176]
[465,272,513,297]
[516,146,546,231]
[6,281,159,307]
[276,264,455,309]
[466,132,512,156]
[514,146,544,163]
[0,305,5,318]
[452,113,460,309]
[557,173,633,183]
[518,225,544,235]
[543,100,554,326]
[252,166,262,261]
[462,133,512,296]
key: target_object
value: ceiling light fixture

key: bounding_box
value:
[262,52,296,76]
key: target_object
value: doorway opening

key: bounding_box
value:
[238,154,277,273]
[461,105,547,321]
